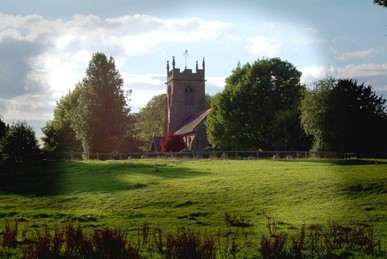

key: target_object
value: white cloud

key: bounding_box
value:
[336,48,377,61]
[205,76,226,95]
[0,13,231,135]
[301,63,387,99]
[207,76,225,89]
[301,65,336,84]
[121,73,165,111]
[0,13,230,96]
[246,36,281,57]
[302,63,387,83]
[336,63,387,78]
[0,94,53,122]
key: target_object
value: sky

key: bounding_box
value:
[0,0,386,138]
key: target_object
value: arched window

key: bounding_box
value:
[185,86,194,105]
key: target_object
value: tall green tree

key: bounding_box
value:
[42,84,83,154]
[135,94,166,150]
[1,122,40,162]
[73,53,133,153]
[207,58,309,150]
[301,79,387,152]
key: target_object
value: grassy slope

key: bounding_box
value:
[0,159,386,247]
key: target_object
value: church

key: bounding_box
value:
[152,56,211,151]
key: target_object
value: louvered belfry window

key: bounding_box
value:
[185,86,194,106]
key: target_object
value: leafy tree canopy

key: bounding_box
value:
[42,83,83,154]
[206,58,309,150]
[1,122,40,162]
[301,79,387,153]
[135,94,166,151]
[73,53,134,153]
[374,0,387,7]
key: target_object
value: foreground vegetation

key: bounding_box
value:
[1,219,385,258]
[0,159,386,257]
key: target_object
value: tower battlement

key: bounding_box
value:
[167,68,204,82]
[166,56,205,82]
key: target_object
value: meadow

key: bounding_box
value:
[0,159,386,257]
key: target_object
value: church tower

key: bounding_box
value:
[166,56,206,135]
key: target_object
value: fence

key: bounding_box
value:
[46,150,387,161]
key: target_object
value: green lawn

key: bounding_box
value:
[0,159,386,251]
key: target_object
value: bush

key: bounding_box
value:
[1,220,385,259]
[161,134,185,152]
[1,222,18,248]
[23,224,141,259]
[165,228,215,259]
[259,214,385,259]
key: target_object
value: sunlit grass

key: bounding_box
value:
[0,159,386,250]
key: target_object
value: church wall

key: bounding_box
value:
[167,68,205,134]
[191,122,209,150]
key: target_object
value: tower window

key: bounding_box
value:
[185,87,194,105]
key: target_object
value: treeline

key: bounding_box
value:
[206,58,387,153]
[1,54,387,163]
[0,121,40,163]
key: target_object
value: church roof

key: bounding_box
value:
[174,108,212,136]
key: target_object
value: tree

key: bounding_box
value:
[135,94,212,151]
[73,53,133,154]
[206,58,309,150]
[0,118,7,141]
[1,122,40,162]
[301,79,387,153]
[135,94,166,150]
[42,84,83,154]
[374,0,387,7]
[0,118,7,160]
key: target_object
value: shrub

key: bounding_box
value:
[161,134,185,152]
[165,228,215,259]
[260,233,288,259]
[22,224,141,259]
[1,220,385,259]
[1,222,18,248]
[259,215,385,259]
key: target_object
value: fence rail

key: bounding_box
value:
[45,151,387,161]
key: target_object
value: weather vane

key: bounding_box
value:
[184,49,189,69]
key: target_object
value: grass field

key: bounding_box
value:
[0,159,386,256]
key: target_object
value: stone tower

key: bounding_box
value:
[166,56,206,134]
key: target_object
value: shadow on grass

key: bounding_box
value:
[343,182,387,194]
[0,160,208,196]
